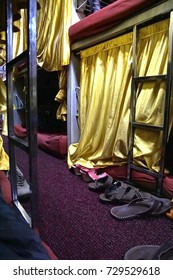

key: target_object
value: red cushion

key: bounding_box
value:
[163,176,173,198]
[14,124,27,138]
[14,125,67,157]
[103,165,156,183]
[38,133,67,157]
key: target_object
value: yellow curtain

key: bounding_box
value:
[37,0,72,71]
[55,67,67,121]
[134,19,170,171]
[13,10,27,58]
[36,0,72,119]
[68,32,133,168]
[12,0,72,120]
[0,135,9,171]
[13,0,72,70]
[68,19,172,172]
[0,77,8,136]
[0,77,9,171]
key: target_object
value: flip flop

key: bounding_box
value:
[88,174,113,191]
[151,197,172,216]
[110,197,171,220]
[124,240,173,260]
[99,181,151,204]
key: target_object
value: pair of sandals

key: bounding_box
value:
[89,178,172,220]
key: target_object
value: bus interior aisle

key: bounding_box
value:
[2,135,173,260]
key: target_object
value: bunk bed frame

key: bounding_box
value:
[71,0,172,51]
[6,0,38,228]
[68,0,173,195]
[3,0,58,260]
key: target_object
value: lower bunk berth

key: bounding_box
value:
[0,170,58,260]
[14,124,67,158]
[68,0,173,198]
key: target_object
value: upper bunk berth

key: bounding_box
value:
[69,0,172,51]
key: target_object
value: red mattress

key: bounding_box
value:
[14,124,67,158]
[69,0,163,44]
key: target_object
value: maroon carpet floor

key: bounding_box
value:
[2,136,173,260]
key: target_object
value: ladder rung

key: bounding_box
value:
[134,74,167,82]
[9,135,29,152]
[132,122,163,131]
[7,50,28,68]
[130,163,161,179]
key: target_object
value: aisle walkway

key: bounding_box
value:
[3,136,173,260]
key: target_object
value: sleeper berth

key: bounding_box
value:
[67,0,173,197]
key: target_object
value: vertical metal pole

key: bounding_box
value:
[157,11,173,194]
[127,25,137,181]
[6,0,18,201]
[27,0,39,230]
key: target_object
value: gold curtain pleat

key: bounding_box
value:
[36,0,72,119]
[134,19,170,172]
[13,9,27,58]
[0,77,8,136]
[12,0,72,121]
[0,77,9,171]
[0,135,9,171]
[13,0,72,70]
[0,32,6,64]
[37,0,72,71]
[68,32,133,168]
[68,19,172,172]
[55,67,67,121]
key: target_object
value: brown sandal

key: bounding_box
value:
[99,181,150,203]
[110,197,171,220]
[88,174,113,191]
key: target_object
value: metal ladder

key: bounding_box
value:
[127,13,173,195]
[6,0,38,229]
